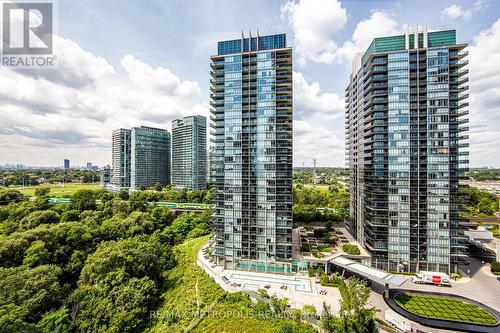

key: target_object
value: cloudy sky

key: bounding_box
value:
[0,0,499,168]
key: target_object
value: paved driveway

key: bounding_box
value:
[370,257,500,333]
[396,257,500,311]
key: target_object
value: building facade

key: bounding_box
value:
[111,128,131,189]
[100,167,111,186]
[345,28,469,274]
[210,33,293,273]
[64,159,70,170]
[131,126,171,189]
[171,115,207,190]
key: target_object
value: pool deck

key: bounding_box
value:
[197,243,342,314]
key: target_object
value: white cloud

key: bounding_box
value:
[467,18,500,166]
[294,120,344,167]
[282,0,400,64]
[292,71,345,166]
[121,55,200,98]
[281,0,347,64]
[441,0,489,20]
[350,11,399,51]
[293,71,344,120]
[0,37,205,167]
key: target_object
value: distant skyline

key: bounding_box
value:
[0,0,499,167]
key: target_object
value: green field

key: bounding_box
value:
[395,293,498,325]
[146,236,315,333]
[2,183,99,197]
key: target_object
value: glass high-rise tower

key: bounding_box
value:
[210,32,293,273]
[345,28,469,274]
[111,128,131,189]
[172,115,207,190]
[130,126,171,189]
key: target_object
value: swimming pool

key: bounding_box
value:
[229,273,312,292]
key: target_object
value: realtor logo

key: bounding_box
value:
[2,2,52,54]
[1,1,56,68]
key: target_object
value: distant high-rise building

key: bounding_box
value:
[345,27,469,273]
[172,115,207,190]
[131,126,171,189]
[100,167,112,186]
[64,159,70,170]
[210,32,293,273]
[111,128,131,189]
[86,162,92,170]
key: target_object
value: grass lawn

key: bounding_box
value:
[3,183,99,197]
[395,293,498,325]
[145,236,316,333]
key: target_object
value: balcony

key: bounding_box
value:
[210,107,224,114]
[210,61,224,68]
[449,101,469,109]
[449,59,468,68]
[450,77,469,84]
[210,100,224,107]
[449,69,469,77]
[210,69,224,78]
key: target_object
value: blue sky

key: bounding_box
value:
[1,0,499,167]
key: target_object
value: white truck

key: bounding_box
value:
[411,271,451,287]
[384,309,412,332]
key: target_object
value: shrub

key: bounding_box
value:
[342,244,360,255]
[313,228,326,238]
[300,242,311,252]
[314,252,325,258]
[318,246,332,252]
[491,261,500,274]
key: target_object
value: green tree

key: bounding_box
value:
[118,189,130,200]
[71,189,97,211]
[0,190,26,205]
[154,182,163,192]
[302,304,317,318]
[22,240,50,267]
[336,278,377,333]
[0,265,63,325]
[61,209,80,222]
[320,302,335,332]
[37,307,73,333]
[19,210,60,230]
[70,237,172,332]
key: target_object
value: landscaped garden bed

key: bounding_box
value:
[395,292,499,325]
[298,226,338,258]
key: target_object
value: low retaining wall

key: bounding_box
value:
[384,288,500,333]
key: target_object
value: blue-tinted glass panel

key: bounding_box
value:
[218,34,286,55]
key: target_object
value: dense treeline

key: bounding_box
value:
[0,188,212,332]
[293,167,349,185]
[460,186,499,216]
[469,168,500,181]
[0,169,100,187]
[293,185,348,222]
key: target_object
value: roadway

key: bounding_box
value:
[369,256,500,333]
